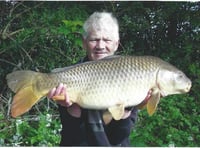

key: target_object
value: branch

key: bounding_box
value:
[0,58,22,69]
[6,35,33,63]
[1,2,44,40]
[2,28,24,40]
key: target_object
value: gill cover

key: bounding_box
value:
[157,65,191,96]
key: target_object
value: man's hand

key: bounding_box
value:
[122,89,152,120]
[47,83,81,118]
[47,84,152,120]
[136,89,153,110]
[121,110,131,119]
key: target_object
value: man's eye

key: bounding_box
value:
[104,39,112,42]
[89,39,97,42]
[89,38,98,41]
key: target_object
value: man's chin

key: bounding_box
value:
[93,54,108,60]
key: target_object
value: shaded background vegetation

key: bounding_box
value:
[0,1,199,146]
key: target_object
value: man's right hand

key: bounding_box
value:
[47,83,81,118]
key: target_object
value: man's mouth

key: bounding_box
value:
[94,51,107,55]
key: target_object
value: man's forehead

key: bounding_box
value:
[88,30,117,39]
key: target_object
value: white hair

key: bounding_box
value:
[83,12,119,40]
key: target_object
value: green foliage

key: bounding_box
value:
[0,2,88,146]
[0,112,61,146]
[0,1,199,146]
[130,94,199,147]
[60,19,84,51]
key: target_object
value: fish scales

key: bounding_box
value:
[37,56,159,108]
[6,55,192,118]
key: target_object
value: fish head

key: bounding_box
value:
[157,66,192,97]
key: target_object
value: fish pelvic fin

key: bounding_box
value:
[147,87,161,116]
[6,70,44,118]
[108,103,125,120]
[136,103,147,110]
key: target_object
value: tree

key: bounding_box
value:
[0,1,199,146]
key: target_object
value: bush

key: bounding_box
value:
[0,1,199,146]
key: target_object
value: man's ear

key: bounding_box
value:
[114,40,120,52]
[82,37,87,49]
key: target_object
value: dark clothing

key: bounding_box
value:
[58,56,138,146]
[59,106,138,146]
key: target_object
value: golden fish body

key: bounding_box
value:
[6,56,192,119]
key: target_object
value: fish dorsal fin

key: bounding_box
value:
[51,55,122,73]
[147,87,161,116]
[108,103,125,120]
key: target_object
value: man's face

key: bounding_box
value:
[83,30,119,61]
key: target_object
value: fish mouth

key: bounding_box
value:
[178,81,192,94]
[185,81,192,92]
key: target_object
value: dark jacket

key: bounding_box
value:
[58,56,138,146]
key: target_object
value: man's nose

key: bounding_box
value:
[96,40,105,49]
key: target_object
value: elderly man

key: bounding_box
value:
[48,12,138,146]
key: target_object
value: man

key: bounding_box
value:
[48,12,138,146]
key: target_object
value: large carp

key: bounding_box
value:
[6,56,192,119]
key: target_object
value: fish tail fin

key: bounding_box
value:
[6,70,44,118]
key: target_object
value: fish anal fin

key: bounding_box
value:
[11,86,42,118]
[147,88,161,116]
[108,103,125,120]
[102,111,113,125]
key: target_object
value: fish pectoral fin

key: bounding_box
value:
[108,103,125,120]
[147,88,161,116]
[11,86,42,118]
[102,111,113,125]
[136,103,147,110]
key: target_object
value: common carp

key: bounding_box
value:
[6,56,192,119]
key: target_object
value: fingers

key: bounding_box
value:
[63,85,72,107]
[47,87,56,98]
[145,89,152,102]
[121,110,131,119]
[67,104,81,118]
[147,89,152,98]
[47,83,64,98]
[47,83,72,107]
[47,83,81,118]
[55,83,65,96]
